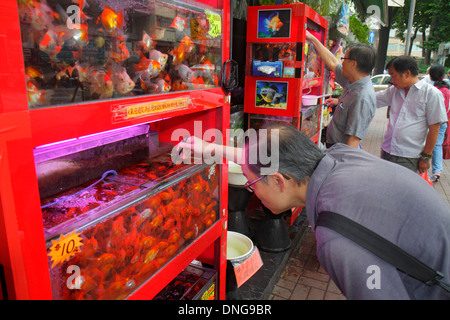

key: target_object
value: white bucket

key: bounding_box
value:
[226,231,254,260]
[302,95,318,106]
[302,93,331,106]
[228,161,247,186]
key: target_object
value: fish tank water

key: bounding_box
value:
[35,123,221,299]
[17,0,223,108]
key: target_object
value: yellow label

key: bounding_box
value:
[201,283,215,300]
[126,97,190,119]
[205,10,221,38]
[48,231,83,268]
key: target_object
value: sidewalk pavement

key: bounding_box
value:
[269,108,450,300]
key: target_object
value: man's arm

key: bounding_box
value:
[418,123,441,173]
[305,31,340,72]
[346,135,361,148]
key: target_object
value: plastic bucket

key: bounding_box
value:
[226,231,253,260]
[228,161,246,186]
[302,95,318,106]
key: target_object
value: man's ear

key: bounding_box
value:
[271,173,287,192]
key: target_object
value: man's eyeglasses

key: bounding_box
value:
[341,57,355,61]
[244,175,265,193]
[244,173,291,193]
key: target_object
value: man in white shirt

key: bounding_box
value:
[376,56,447,173]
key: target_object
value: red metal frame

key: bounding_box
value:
[244,3,327,144]
[0,0,230,300]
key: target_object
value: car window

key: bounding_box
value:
[382,76,391,84]
[371,77,382,85]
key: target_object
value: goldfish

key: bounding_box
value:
[149,49,168,69]
[186,76,205,90]
[175,64,194,82]
[72,0,90,22]
[97,6,123,31]
[144,247,159,263]
[264,12,283,34]
[26,75,49,107]
[70,23,89,47]
[180,35,194,53]
[170,15,187,31]
[111,67,135,95]
[25,66,42,79]
[139,72,158,93]
[192,59,215,78]
[135,55,162,78]
[171,44,186,65]
[139,30,153,53]
[155,78,171,93]
[39,29,64,59]
[110,39,130,63]
[20,0,60,31]
[85,67,114,99]
[172,79,188,91]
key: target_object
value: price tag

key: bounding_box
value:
[48,230,83,268]
[205,10,221,38]
[233,247,263,287]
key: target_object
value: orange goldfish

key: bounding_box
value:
[97,6,123,31]
[86,67,114,99]
[171,44,186,65]
[110,40,130,63]
[180,35,194,52]
[192,59,215,78]
[72,0,90,22]
[155,78,171,93]
[135,55,162,78]
[39,29,63,58]
[264,12,283,34]
[26,75,49,107]
[139,72,158,93]
[70,23,89,47]
[170,15,187,31]
[25,66,42,79]
[149,49,168,69]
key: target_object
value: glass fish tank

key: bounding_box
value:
[35,124,220,299]
[300,105,320,139]
[17,0,223,109]
[250,43,299,78]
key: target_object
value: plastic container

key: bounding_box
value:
[228,161,247,186]
[227,231,253,260]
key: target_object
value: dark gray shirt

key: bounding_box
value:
[326,64,376,145]
[306,144,450,299]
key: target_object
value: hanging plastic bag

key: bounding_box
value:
[419,171,433,186]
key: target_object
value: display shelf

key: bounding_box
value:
[0,0,231,300]
[243,3,327,142]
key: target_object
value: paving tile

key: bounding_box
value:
[307,287,326,300]
[290,283,310,300]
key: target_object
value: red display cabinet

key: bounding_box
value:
[0,0,232,300]
[243,3,327,144]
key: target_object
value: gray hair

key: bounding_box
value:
[244,123,324,185]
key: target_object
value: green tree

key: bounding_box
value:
[391,0,450,64]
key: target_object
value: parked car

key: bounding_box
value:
[371,74,392,91]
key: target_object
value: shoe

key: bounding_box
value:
[430,174,441,183]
